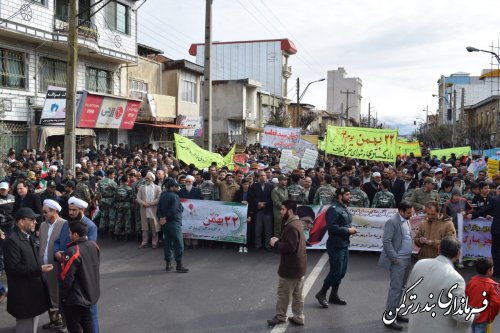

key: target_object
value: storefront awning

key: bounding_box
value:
[38,126,96,151]
[135,122,191,129]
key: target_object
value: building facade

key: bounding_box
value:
[0,0,138,152]
[326,67,362,125]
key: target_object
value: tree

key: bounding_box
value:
[265,101,289,127]
[300,110,319,131]
[417,124,453,148]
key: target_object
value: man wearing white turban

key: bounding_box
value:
[39,199,70,331]
[136,172,161,249]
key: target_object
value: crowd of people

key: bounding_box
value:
[0,142,500,332]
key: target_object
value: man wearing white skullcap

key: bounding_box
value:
[66,196,100,333]
[38,199,70,331]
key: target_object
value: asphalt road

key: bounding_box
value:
[1,241,499,333]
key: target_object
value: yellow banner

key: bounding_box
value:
[325,126,398,162]
[318,139,325,151]
[430,146,471,159]
[174,133,235,169]
[396,140,421,157]
[302,135,318,145]
[488,159,499,178]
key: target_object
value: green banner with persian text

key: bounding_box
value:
[430,146,471,159]
[325,126,398,162]
[396,140,421,157]
[174,133,235,169]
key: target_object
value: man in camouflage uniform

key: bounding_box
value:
[349,177,370,208]
[132,170,146,240]
[74,172,92,216]
[314,174,336,205]
[98,169,117,235]
[287,173,307,204]
[198,171,219,200]
[271,175,289,237]
[371,179,396,208]
[114,175,134,240]
[409,177,440,212]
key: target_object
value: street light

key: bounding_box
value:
[466,46,500,64]
[296,77,325,129]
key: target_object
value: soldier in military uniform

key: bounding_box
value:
[371,179,396,208]
[131,170,146,241]
[98,169,117,235]
[313,174,336,205]
[271,175,289,237]
[114,175,134,240]
[40,180,61,204]
[287,173,307,204]
[409,177,440,212]
[198,171,219,201]
[348,178,370,208]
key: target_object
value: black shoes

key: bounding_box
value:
[267,316,286,326]
[328,294,347,305]
[384,322,403,331]
[315,292,329,308]
[176,262,189,273]
[165,262,172,271]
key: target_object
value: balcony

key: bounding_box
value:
[54,15,99,42]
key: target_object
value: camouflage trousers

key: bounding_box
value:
[99,199,116,232]
[134,206,142,233]
[114,203,132,235]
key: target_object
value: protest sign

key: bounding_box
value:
[301,149,318,169]
[293,138,317,158]
[181,199,247,244]
[487,158,499,178]
[468,157,487,177]
[261,125,301,149]
[279,149,300,173]
[430,146,471,159]
[396,140,421,157]
[461,217,492,260]
[174,133,235,169]
[325,126,398,162]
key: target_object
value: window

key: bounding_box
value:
[86,67,112,94]
[181,72,197,103]
[40,58,67,91]
[130,79,148,100]
[105,1,129,34]
[55,0,90,22]
[0,49,25,89]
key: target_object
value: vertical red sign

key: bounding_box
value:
[120,100,141,129]
[78,94,103,128]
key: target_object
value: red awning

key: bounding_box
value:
[135,122,192,129]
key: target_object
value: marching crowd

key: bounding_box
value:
[0,142,500,332]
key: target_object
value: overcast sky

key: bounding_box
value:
[136,0,499,134]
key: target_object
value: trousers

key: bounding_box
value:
[254,210,272,249]
[64,305,92,333]
[275,276,305,322]
[162,222,184,262]
[15,316,39,333]
[324,246,349,286]
[385,256,412,317]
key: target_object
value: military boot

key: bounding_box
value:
[329,282,347,305]
[176,261,189,273]
[314,282,330,308]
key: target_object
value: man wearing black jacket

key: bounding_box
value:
[388,169,405,206]
[249,171,274,249]
[58,221,100,333]
[0,181,15,235]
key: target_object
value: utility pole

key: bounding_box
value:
[368,103,371,128]
[64,0,77,173]
[203,0,213,151]
[424,105,429,128]
[296,77,300,128]
[452,89,457,147]
[340,89,355,127]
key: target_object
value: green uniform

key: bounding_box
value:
[271,186,288,237]
[314,184,336,205]
[114,184,134,235]
[75,181,92,204]
[287,183,307,204]
[132,178,145,233]
[349,188,370,208]
[409,188,440,210]
[439,192,452,207]
[371,190,395,208]
[98,177,117,232]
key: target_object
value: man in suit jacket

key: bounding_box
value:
[4,208,53,332]
[388,169,405,206]
[378,201,414,331]
[38,199,70,331]
[403,236,474,333]
[249,171,274,249]
[302,177,317,205]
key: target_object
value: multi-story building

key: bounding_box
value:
[189,38,296,142]
[326,67,362,126]
[0,0,139,151]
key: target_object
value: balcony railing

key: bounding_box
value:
[54,15,99,42]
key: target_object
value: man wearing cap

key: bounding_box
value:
[59,180,76,221]
[66,198,99,332]
[409,177,440,211]
[97,169,117,236]
[314,174,336,205]
[39,199,70,331]
[315,187,357,308]
[157,178,189,273]
[40,181,61,205]
[0,181,15,236]
[113,175,134,241]
[271,175,289,237]
[3,207,53,332]
[434,168,444,191]
[198,172,219,201]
